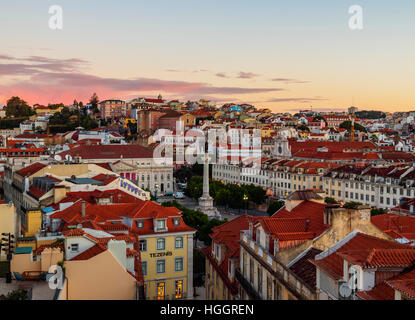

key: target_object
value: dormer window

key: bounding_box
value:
[156,219,167,231]
[173,218,180,226]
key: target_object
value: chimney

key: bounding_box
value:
[81,201,86,217]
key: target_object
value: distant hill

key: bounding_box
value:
[355,110,386,119]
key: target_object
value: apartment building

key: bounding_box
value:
[99,99,126,120]
[323,164,415,209]
[213,159,339,199]
[48,198,196,300]
[58,144,174,196]
[235,190,391,300]
[203,215,257,300]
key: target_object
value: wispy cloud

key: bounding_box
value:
[267,97,328,103]
[271,78,309,84]
[0,54,284,104]
[237,72,260,79]
[215,72,229,78]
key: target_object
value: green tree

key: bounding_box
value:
[313,115,327,125]
[267,200,285,216]
[324,197,338,204]
[89,93,100,114]
[5,96,35,117]
[243,184,266,205]
[340,120,367,133]
[161,200,226,245]
[343,201,362,209]
[371,208,388,217]
[193,248,206,288]
[184,176,203,199]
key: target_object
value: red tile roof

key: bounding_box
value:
[289,248,322,289]
[28,185,47,200]
[371,213,415,242]
[70,243,107,261]
[16,162,46,177]
[311,233,413,280]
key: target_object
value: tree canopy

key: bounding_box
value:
[340,120,367,133]
[5,96,35,117]
[355,110,386,119]
[267,200,285,216]
[184,177,266,209]
[161,200,225,245]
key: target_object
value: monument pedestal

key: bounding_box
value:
[198,195,221,218]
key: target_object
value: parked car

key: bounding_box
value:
[174,192,184,199]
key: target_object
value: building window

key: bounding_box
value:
[267,277,272,300]
[249,259,254,284]
[139,240,147,252]
[142,261,147,275]
[156,259,166,273]
[157,219,166,231]
[137,220,144,229]
[157,282,165,300]
[70,244,79,252]
[257,267,262,296]
[175,258,184,271]
[157,238,166,250]
[175,280,183,299]
[173,218,180,226]
[275,283,282,300]
[175,236,184,249]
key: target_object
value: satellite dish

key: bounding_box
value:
[54,155,62,161]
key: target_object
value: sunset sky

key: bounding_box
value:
[0,0,414,113]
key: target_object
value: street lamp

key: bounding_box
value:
[243,194,248,214]
[1,232,15,283]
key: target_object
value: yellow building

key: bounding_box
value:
[24,209,42,237]
[139,231,192,300]
[180,113,196,127]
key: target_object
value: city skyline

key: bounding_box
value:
[1,0,415,112]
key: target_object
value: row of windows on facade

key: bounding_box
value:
[326,189,402,206]
[207,261,234,300]
[141,257,184,275]
[242,253,282,300]
[139,236,184,251]
[325,180,412,195]
[120,173,171,181]
[136,218,180,231]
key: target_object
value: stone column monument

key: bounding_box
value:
[197,151,221,219]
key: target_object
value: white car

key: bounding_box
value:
[174,192,184,199]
